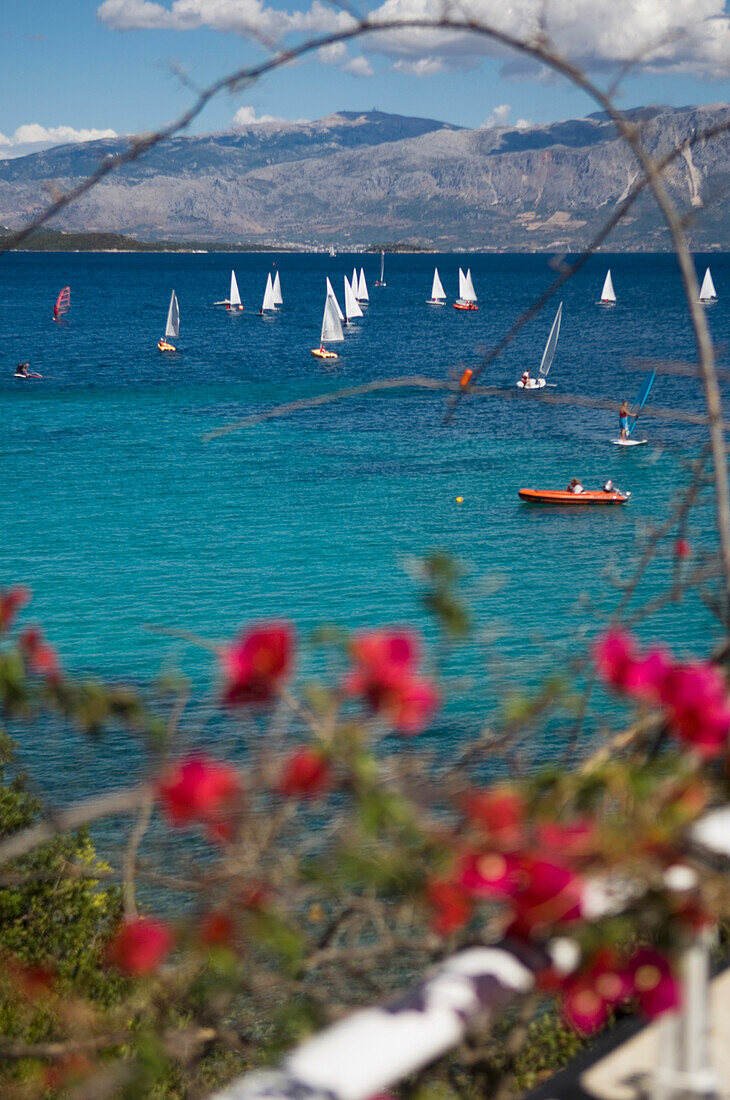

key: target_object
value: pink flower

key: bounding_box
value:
[0,586,30,631]
[564,979,610,1034]
[278,748,330,798]
[623,647,674,701]
[464,787,526,847]
[676,538,690,558]
[460,851,522,896]
[511,857,583,934]
[221,624,294,705]
[662,663,730,758]
[629,949,680,1018]
[158,756,240,835]
[426,879,472,934]
[345,629,439,733]
[562,951,633,1035]
[537,819,595,859]
[107,917,173,976]
[594,629,637,690]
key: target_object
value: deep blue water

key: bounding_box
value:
[0,250,724,807]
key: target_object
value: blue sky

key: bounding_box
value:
[3,0,730,154]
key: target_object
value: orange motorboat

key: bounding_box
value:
[518,488,630,505]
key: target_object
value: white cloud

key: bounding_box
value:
[318,41,347,63]
[479,104,532,129]
[392,56,444,75]
[97,0,730,79]
[343,55,374,76]
[231,105,308,126]
[318,40,373,75]
[0,124,118,160]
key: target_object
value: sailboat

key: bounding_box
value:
[357,268,369,303]
[329,246,336,258]
[52,286,70,322]
[611,370,655,446]
[427,267,446,305]
[344,275,363,322]
[259,273,276,314]
[517,303,562,389]
[312,292,344,359]
[699,267,717,304]
[375,249,386,287]
[598,269,616,306]
[214,270,243,311]
[158,290,179,352]
[326,277,344,322]
[272,270,283,308]
[454,267,478,310]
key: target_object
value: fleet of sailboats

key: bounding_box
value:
[428,268,446,305]
[599,269,616,306]
[158,290,179,352]
[699,267,717,304]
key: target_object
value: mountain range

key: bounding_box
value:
[2,105,730,250]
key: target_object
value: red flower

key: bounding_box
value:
[199,911,235,947]
[676,538,690,558]
[629,949,680,1018]
[460,851,522,896]
[0,586,30,631]
[221,623,294,705]
[345,629,439,733]
[510,857,583,934]
[564,979,610,1034]
[18,626,61,681]
[464,787,525,846]
[108,917,173,976]
[537,819,595,859]
[426,879,472,934]
[158,756,240,837]
[278,748,330,798]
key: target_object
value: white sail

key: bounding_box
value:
[165,290,179,339]
[326,277,344,320]
[700,267,717,301]
[352,267,358,293]
[431,268,445,301]
[261,273,275,312]
[357,268,369,302]
[600,270,616,303]
[463,269,477,303]
[229,270,241,307]
[458,267,467,300]
[344,276,363,321]
[272,270,283,306]
[379,250,385,283]
[321,295,344,344]
[538,302,562,378]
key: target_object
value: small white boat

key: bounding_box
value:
[428,267,446,305]
[517,303,562,389]
[375,249,386,287]
[699,267,717,304]
[259,273,276,314]
[215,269,243,311]
[272,270,283,308]
[344,275,363,322]
[598,269,616,306]
[158,289,179,352]
[357,268,369,303]
[329,246,336,258]
[312,292,344,359]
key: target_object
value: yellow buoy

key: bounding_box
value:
[456,496,464,504]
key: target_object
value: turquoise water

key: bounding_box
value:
[0,251,724,803]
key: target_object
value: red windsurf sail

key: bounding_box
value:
[53,286,70,319]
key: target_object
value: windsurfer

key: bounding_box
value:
[619,399,630,440]
[52,305,59,321]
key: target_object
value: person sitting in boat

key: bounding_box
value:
[567,478,584,494]
[619,399,630,440]
[521,370,530,387]
[15,362,29,377]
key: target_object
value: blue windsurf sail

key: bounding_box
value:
[628,370,655,436]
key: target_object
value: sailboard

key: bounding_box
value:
[344,275,363,321]
[599,269,616,305]
[357,268,369,303]
[272,270,283,307]
[428,267,446,304]
[699,267,717,304]
[610,369,655,445]
[53,286,70,321]
[516,303,562,388]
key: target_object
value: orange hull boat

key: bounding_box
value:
[518,489,630,505]
[453,300,478,311]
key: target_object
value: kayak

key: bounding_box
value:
[518,489,630,505]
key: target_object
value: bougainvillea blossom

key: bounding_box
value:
[464,787,526,846]
[158,756,240,836]
[18,626,61,680]
[278,747,331,798]
[629,948,681,1017]
[345,629,439,733]
[426,879,472,934]
[221,623,294,705]
[107,917,173,976]
[0,585,30,631]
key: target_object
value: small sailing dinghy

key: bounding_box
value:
[357,268,369,303]
[326,277,345,322]
[215,270,243,311]
[53,286,70,322]
[598,269,616,306]
[454,268,478,310]
[375,249,386,287]
[611,370,655,446]
[427,267,446,305]
[699,267,717,304]
[312,291,344,359]
[158,290,179,352]
[329,246,336,258]
[517,303,562,389]
[344,275,363,322]
[259,273,276,314]
[272,270,283,308]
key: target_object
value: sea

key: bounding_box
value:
[0,250,725,823]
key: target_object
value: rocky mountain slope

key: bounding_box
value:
[1,105,729,250]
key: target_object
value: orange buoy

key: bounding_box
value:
[459,368,473,389]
